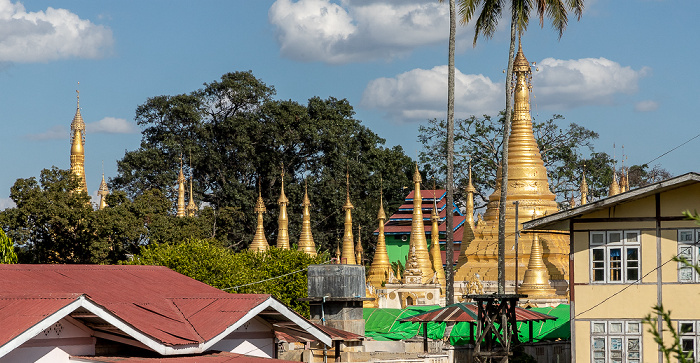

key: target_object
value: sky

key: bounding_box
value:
[0,0,698,208]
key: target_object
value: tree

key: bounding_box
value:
[457,0,584,292]
[419,113,614,209]
[0,230,17,264]
[112,71,415,254]
[125,239,327,316]
[627,164,672,189]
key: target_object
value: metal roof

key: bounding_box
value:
[400,303,556,323]
[73,351,301,362]
[0,265,332,357]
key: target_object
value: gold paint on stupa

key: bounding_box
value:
[355,225,364,265]
[276,168,290,250]
[465,162,476,228]
[335,241,341,263]
[518,233,556,297]
[97,172,109,210]
[429,193,446,293]
[249,182,269,252]
[408,164,434,283]
[580,168,588,206]
[297,180,316,256]
[608,170,620,196]
[70,89,88,194]
[403,246,422,284]
[186,157,197,217]
[367,187,391,289]
[341,169,357,264]
[176,156,186,217]
[454,41,568,288]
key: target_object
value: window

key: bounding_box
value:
[591,321,642,363]
[590,230,641,283]
[678,229,700,283]
[679,321,700,360]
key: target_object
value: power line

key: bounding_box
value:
[222,259,333,291]
[645,131,700,166]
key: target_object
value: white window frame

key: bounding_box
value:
[590,320,642,363]
[589,230,641,283]
[678,321,700,361]
[678,229,700,283]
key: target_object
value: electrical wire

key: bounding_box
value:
[222,259,333,291]
[644,131,700,166]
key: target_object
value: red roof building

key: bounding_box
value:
[0,265,332,363]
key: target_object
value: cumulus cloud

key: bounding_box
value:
[26,125,66,140]
[269,0,451,64]
[532,57,650,109]
[0,0,113,62]
[86,117,137,134]
[361,65,502,122]
[0,198,15,210]
[634,100,658,112]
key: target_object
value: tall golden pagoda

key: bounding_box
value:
[297,180,316,256]
[97,173,110,210]
[355,225,364,265]
[429,194,446,291]
[249,183,269,252]
[580,168,588,206]
[186,157,197,217]
[367,188,391,288]
[176,156,186,218]
[454,41,569,291]
[465,163,476,228]
[340,170,356,264]
[518,232,556,298]
[70,90,88,194]
[276,169,290,250]
[408,164,434,283]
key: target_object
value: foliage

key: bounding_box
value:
[627,164,672,189]
[124,239,328,316]
[111,71,415,254]
[0,230,17,264]
[418,113,614,209]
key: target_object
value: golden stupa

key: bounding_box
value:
[186,157,197,217]
[297,180,317,256]
[249,183,269,252]
[355,225,364,265]
[454,42,569,291]
[97,173,110,210]
[367,188,391,289]
[518,233,556,297]
[176,156,186,218]
[580,170,588,206]
[429,195,446,292]
[340,170,356,264]
[408,164,435,283]
[276,170,290,250]
[70,90,88,194]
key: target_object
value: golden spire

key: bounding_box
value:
[569,194,576,209]
[580,167,588,206]
[335,240,341,264]
[176,155,186,217]
[367,184,391,288]
[186,155,197,217]
[249,181,269,252]
[465,161,476,227]
[430,186,446,291]
[341,167,356,264]
[70,88,88,194]
[609,169,620,196]
[619,148,628,193]
[355,225,364,265]
[276,167,290,250]
[298,179,316,256]
[518,233,556,297]
[409,163,434,282]
[97,168,109,210]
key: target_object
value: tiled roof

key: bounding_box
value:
[75,351,301,362]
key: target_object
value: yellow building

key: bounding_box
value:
[524,172,700,363]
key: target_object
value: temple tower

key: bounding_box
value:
[408,164,434,283]
[297,180,316,256]
[97,173,109,210]
[276,169,290,250]
[176,157,186,218]
[609,170,620,196]
[341,170,357,264]
[580,170,588,206]
[430,195,446,292]
[518,233,556,298]
[249,183,269,252]
[454,42,568,293]
[355,225,364,265]
[465,163,476,228]
[186,157,197,217]
[70,90,88,194]
[367,189,391,288]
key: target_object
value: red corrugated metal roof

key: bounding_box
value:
[405,190,446,200]
[401,303,556,323]
[0,265,273,348]
[75,351,301,362]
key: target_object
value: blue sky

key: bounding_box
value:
[0,0,698,208]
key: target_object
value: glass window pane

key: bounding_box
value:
[609,231,622,243]
[627,322,641,333]
[628,338,640,352]
[593,337,606,348]
[593,323,606,333]
[682,338,694,352]
[627,248,639,261]
[679,246,693,259]
[610,323,623,333]
[625,231,639,243]
[593,249,605,261]
[610,249,622,281]
[681,322,694,333]
[591,232,605,245]
[680,230,694,242]
[680,267,694,282]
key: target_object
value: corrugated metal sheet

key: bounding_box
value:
[400,303,556,323]
[75,351,301,362]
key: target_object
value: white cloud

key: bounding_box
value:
[0,197,15,210]
[269,0,451,64]
[0,0,113,63]
[361,65,502,122]
[532,57,650,109]
[634,100,658,112]
[86,117,137,134]
[26,125,66,140]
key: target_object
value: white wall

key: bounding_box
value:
[209,316,275,358]
[0,318,95,363]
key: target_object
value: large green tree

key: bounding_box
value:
[111,71,415,254]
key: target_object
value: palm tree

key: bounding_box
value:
[457,0,584,293]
